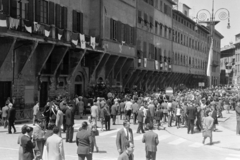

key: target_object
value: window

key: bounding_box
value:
[155,21,158,34]
[49,2,55,25]
[10,0,32,20]
[149,16,153,29]
[138,10,142,24]
[73,10,83,33]
[144,13,148,26]
[159,24,162,36]
[160,0,162,11]
[35,0,48,24]
[143,42,147,58]
[155,0,159,9]
[149,0,154,6]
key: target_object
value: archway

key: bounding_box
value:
[74,74,84,96]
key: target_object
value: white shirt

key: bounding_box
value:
[125,101,133,111]
[123,128,131,141]
[176,108,181,116]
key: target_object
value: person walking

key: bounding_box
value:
[175,104,182,129]
[2,103,9,128]
[142,123,159,160]
[186,102,197,134]
[136,106,145,134]
[132,101,139,125]
[155,106,164,130]
[111,101,118,125]
[90,101,99,126]
[125,99,133,122]
[235,102,240,135]
[77,97,85,119]
[55,107,64,137]
[45,127,65,160]
[65,105,74,142]
[33,101,39,126]
[103,103,111,131]
[76,121,93,160]
[88,117,99,152]
[202,110,214,145]
[148,101,155,126]
[8,103,16,134]
[43,102,51,130]
[116,121,134,155]
[21,126,35,160]
[119,100,125,120]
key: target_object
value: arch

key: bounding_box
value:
[75,75,83,82]
[74,73,85,96]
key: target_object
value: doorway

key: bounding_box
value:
[74,74,84,96]
[40,82,48,108]
[0,81,11,108]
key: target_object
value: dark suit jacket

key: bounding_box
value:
[8,108,16,121]
[76,129,93,154]
[111,104,118,115]
[155,110,163,121]
[148,104,155,118]
[142,130,159,152]
[116,128,134,152]
[186,106,197,120]
[21,135,35,160]
[137,110,144,123]
[66,108,74,126]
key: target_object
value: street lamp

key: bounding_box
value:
[196,0,230,88]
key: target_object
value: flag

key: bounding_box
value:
[43,24,51,37]
[0,14,7,27]
[144,58,147,68]
[80,34,86,49]
[71,32,79,45]
[90,36,96,49]
[155,60,159,70]
[57,28,63,40]
[24,20,32,33]
[34,22,41,32]
[9,17,19,29]
[206,38,213,76]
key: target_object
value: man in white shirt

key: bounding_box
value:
[33,101,39,126]
[125,99,133,122]
[91,101,99,126]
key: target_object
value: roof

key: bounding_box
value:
[221,44,235,52]
[173,9,210,34]
[183,4,191,9]
[166,0,177,5]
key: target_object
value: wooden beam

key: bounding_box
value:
[38,44,55,76]
[53,47,69,76]
[91,53,105,79]
[96,54,110,78]
[106,56,119,78]
[20,41,39,74]
[115,58,127,79]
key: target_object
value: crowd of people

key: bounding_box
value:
[1,86,240,160]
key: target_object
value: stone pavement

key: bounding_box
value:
[1,111,240,160]
[164,110,240,151]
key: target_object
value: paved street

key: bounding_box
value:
[1,112,240,160]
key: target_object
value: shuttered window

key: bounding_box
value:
[10,0,18,18]
[61,7,67,29]
[2,0,9,15]
[143,42,147,58]
[35,0,41,22]
[49,2,55,25]
[55,4,61,28]
[72,10,83,33]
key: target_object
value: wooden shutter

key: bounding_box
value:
[55,4,61,28]
[62,7,67,29]
[80,12,83,33]
[2,0,9,15]
[110,18,113,40]
[143,42,147,58]
[133,28,136,45]
[10,0,17,18]
[138,10,142,23]
[49,2,55,25]
[72,10,77,32]
[104,16,110,39]
[116,21,122,42]
[27,0,33,21]
[35,0,41,22]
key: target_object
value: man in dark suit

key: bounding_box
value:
[111,102,118,125]
[136,107,145,134]
[116,121,134,155]
[132,101,139,124]
[142,123,159,160]
[66,105,74,142]
[186,102,197,134]
[148,101,155,126]
[76,121,93,160]
[8,103,16,134]
[118,142,134,160]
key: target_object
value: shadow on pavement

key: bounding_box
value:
[95,151,107,154]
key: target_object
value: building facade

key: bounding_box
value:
[220,43,235,85]
[0,0,224,119]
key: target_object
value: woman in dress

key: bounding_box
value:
[88,116,99,152]
[18,125,27,160]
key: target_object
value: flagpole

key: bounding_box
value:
[196,0,230,88]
